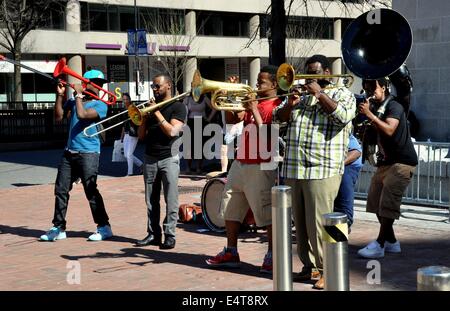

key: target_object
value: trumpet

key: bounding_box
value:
[276,63,354,91]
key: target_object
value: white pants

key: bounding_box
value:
[123,134,143,175]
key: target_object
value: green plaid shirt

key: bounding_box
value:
[273,86,356,180]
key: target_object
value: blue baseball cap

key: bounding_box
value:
[83,69,108,84]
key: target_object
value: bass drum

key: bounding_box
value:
[201,177,256,233]
[201,177,227,232]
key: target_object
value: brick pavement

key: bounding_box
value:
[1,175,449,291]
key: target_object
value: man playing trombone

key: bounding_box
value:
[273,55,356,289]
[40,69,113,242]
[135,74,187,250]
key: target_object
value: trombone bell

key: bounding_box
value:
[276,63,354,91]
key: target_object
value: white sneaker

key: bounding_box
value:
[357,240,385,259]
[88,225,113,241]
[385,240,401,253]
[40,227,67,241]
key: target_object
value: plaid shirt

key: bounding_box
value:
[273,86,356,180]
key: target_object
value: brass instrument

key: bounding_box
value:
[341,8,413,164]
[276,63,354,91]
[128,92,190,126]
[191,70,253,112]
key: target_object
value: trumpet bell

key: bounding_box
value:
[341,8,412,79]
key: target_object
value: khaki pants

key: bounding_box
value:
[223,161,277,227]
[286,175,341,273]
[367,163,415,219]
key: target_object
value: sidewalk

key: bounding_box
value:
[0,175,449,291]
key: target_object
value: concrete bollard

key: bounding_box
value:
[271,185,292,291]
[417,266,450,291]
[322,212,349,291]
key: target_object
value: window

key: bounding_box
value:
[80,3,184,34]
[39,2,65,30]
[139,8,185,35]
[260,14,335,40]
[108,6,120,32]
[197,11,250,37]
[89,4,108,31]
[119,6,135,32]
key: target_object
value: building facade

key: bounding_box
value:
[394,0,450,141]
[0,0,387,104]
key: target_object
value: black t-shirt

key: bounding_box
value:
[124,120,139,137]
[144,100,187,159]
[378,100,418,166]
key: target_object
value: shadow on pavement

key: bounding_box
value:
[60,247,272,280]
[0,224,136,244]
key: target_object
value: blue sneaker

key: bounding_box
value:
[88,225,113,241]
[40,227,67,241]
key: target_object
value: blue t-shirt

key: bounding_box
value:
[348,133,363,169]
[65,99,108,153]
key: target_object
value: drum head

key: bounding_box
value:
[201,178,226,232]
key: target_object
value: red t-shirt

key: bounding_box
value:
[237,98,281,164]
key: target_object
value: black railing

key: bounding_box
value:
[0,101,143,146]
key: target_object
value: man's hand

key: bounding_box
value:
[73,83,84,95]
[56,83,65,95]
[227,75,239,84]
[304,81,322,97]
[242,93,257,111]
[287,88,302,107]
[358,99,371,116]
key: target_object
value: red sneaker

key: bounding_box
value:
[206,248,240,268]
[260,252,272,274]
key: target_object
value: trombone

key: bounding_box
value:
[83,92,190,137]
[276,63,354,91]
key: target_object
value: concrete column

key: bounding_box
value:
[250,15,260,40]
[66,0,81,32]
[249,57,260,88]
[65,0,82,87]
[185,10,196,36]
[184,57,197,92]
[333,19,342,75]
[333,19,342,42]
[332,58,342,75]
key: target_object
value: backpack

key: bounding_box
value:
[178,204,203,223]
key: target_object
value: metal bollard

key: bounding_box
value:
[322,212,349,291]
[417,266,450,291]
[271,185,292,291]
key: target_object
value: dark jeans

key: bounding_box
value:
[334,165,361,227]
[52,151,109,230]
[143,155,180,239]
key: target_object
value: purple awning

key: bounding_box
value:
[86,43,122,50]
[159,45,190,52]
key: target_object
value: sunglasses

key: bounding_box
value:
[151,83,162,90]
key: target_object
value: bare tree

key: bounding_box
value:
[285,16,330,70]
[140,9,199,94]
[0,0,66,103]
[247,0,391,66]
